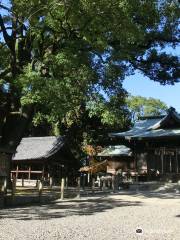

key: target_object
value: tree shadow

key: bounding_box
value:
[0,195,142,221]
[119,190,180,199]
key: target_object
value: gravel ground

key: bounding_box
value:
[0,192,180,240]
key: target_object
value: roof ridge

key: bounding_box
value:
[138,115,165,120]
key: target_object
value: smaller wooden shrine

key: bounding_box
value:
[11,136,77,182]
[97,145,135,175]
[79,145,135,191]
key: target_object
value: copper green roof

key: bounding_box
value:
[109,108,180,140]
[98,145,132,157]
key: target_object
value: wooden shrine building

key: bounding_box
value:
[109,107,180,181]
[11,136,77,181]
[97,145,135,175]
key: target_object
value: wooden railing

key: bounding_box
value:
[11,170,44,179]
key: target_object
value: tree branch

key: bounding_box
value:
[0,68,11,78]
[0,4,12,12]
[0,14,14,52]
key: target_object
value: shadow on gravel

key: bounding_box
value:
[119,191,180,199]
[175,215,180,217]
[0,196,142,220]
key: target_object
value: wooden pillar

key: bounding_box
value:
[22,175,24,187]
[97,175,101,188]
[135,152,138,182]
[112,175,115,192]
[16,165,19,179]
[49,177,53,188]
[176,149,179,174]
[102,178,106,191]
[60,178,65,200]
[28,166,31,180]
[65,177,68,189]
[12,176,16,200]
[77,177,80,198]
[87,173,90,185]
[36,179,39,188]
[161,148,164,174]
[107,178,111,189]
[92,177,95,194]
[38,180,43,202]
[1,177,7,194]
[82,174,86,190]
[133,141,138,182]
[42,165,45,180]
[47,173,50,180]
[170,155,172,173]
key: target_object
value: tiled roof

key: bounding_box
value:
[109,118,161,139]
[132,129,180,139]
[98,145,132,157]
[148,110,180,130]
[109,108,180,140]
[12,136,64,161]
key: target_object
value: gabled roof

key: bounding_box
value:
[97,145,132,157]
[148,107,180,130]
[109,107,180,140]
[132,129,180,139]
[12,136,64,161]
[109,118,161,139]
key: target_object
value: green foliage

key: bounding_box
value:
[126,95,168,121]
[87,92,130,127]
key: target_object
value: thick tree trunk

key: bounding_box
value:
[0,105,34,188]
[0,153,12,188]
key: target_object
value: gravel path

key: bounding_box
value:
[0,192,180,240]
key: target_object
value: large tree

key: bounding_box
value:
[0,0,179,183]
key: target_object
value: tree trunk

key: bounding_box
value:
[0,153,12,188]
[0,105,34,188]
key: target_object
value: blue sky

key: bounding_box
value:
[123,73,180,111]
[123,46,180,111]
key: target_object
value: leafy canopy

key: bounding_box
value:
[0,0,179,134]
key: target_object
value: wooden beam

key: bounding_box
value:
[11,170,43,173]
